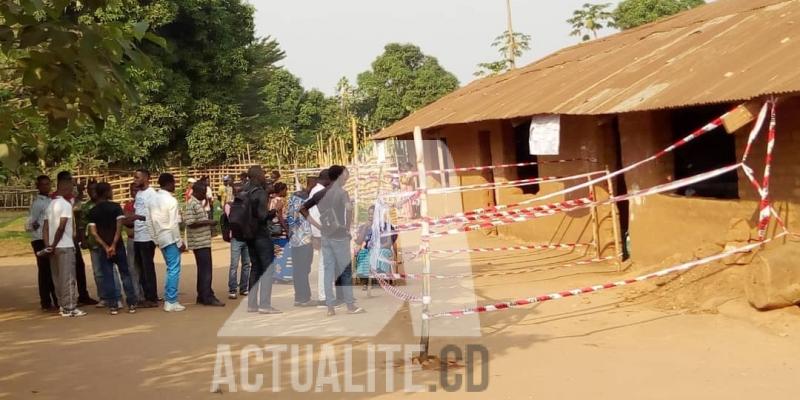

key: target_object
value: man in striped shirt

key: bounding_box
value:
[185,181,224,307]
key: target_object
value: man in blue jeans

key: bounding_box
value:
[224,182,250,299]
[146,173,185,313]
[301,165,365,317]
[87,182,139,315]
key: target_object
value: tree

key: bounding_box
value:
[356,43,459,132]
[88,0,285,168]
[0,0,161,171]
[613,0,705,30]
[475,30,532,77]
[568,3,615,42]
[259,68,305,130]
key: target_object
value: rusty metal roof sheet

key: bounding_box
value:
[374,0,800,139]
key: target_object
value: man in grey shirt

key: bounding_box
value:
[301,165,365,317]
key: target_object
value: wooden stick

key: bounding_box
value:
[351,116,359,165]
[588,176,602,259]
[605,167,623,271]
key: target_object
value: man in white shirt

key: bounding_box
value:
[26,175,58,312]
[42,171,87,318]
[308,169,330,307]
[133,169,159,308]
[146,173,186,312]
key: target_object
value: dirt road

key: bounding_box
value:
[1,236,798,399]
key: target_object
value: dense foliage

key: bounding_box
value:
[356,43,459,132]
[1,1,460,182]
[1,0,161,174]
[613,0,705,30]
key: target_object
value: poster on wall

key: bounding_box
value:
[529,115,561,155]
[375,140,386,162]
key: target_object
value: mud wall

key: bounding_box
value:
[618,97,800,265]
[423,121,504,219]
[433,116,621,255]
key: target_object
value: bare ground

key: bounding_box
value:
[1,234,799,400]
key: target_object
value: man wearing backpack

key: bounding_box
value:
[301,165,365,317]
[229,166,279,314]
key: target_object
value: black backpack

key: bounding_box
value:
[219,212,231,243]
[317,187,349,236]
[229,187,258,241]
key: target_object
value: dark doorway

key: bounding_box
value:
[513,121,540,195]
[671,104,739,199]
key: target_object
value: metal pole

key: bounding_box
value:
[605,167,623,272]
[588,175,602,259]
[413,126,432,360]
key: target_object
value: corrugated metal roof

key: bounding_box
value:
[374,0,800,139]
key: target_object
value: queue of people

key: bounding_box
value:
[26,164,382,318]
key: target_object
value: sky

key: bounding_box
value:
[251,0,620,94]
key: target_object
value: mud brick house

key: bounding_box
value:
[373,0,800,265]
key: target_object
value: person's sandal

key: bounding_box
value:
[347,307,366,314]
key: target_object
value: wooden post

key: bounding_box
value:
[367,163,385,299]
[587,175,602,259]
[605,167,623,271]
[351,116,359,165]
[505,0,517,69]
[352,117,360,225]
[436,138,447,186]
[413,126,432,360]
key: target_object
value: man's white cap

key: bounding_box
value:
[188,178,197,183]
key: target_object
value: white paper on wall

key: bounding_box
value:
[529,115,561,155]
[376,140,386,162]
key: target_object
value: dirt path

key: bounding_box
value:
[1,235,798,399]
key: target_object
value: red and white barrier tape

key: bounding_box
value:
[428,197,593,227]
[373,255,616,281]
[392,197,593,232]
[426,199,593,238]
[424,233,787,319]
[422,242,593,256]
[390,158,598,178]
[740,101,784,239]
[380,171,602,199]
[427,171,602,195]
[425,163,742,238]
[758,102,777,239]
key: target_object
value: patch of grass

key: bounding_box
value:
[0,231,28,240]
[0,211,31,257]
[0,211,27,230]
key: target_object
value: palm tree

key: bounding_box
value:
[568,3,615,42]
